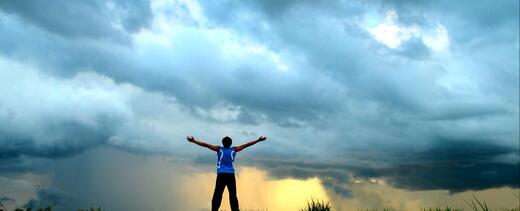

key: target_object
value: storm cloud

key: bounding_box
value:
[0,0,152,40]
[0,0,518,209]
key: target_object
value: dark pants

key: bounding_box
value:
[212,173,239,211]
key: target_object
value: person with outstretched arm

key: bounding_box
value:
[186,135,267,211]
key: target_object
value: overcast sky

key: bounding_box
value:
[0,0,518,210]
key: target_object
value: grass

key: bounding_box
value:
[299,198,332,211]
[295,193,519,211]
[421,207,462,211]
[462,194,520,211]
[1,194,518,211]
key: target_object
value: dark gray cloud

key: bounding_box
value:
[0,122,109,159]
[0,196,15,205]
[239,139,519,194]
[0,0,152,41]
[223,137,519,194]
[384,0,519,42]
[424,101,509,121]
[385,162,519,193]
[382,138,519,192]
[0,68,125,161]
[23,188,68,209]
[0,157,52,174]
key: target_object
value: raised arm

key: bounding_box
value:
[234,136,267,152]
[186,136,219,151]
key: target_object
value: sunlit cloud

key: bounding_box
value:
[364,9,450,52]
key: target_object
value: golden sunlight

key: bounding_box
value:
[181,167,330,210]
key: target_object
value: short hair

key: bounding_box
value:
[222,136,232,147]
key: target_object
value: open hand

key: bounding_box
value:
[258,136,267,142]
[186,136,195,142]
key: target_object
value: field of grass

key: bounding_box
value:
[1,194,519,211]
[297,194,520,211]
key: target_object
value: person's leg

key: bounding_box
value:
[226,173,240,211]
[211,174,226,211]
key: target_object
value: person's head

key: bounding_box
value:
[222,136,232,148]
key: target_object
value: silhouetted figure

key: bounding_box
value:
[187,135,267,211]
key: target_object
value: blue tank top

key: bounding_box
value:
[217,147,236,173]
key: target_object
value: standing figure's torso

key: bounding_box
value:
[217,147,236,173]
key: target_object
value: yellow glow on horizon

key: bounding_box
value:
[268,176,329,210]
[180,166,519,211]
[181,167,330,211]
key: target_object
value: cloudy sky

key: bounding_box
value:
[0,0,518,210]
